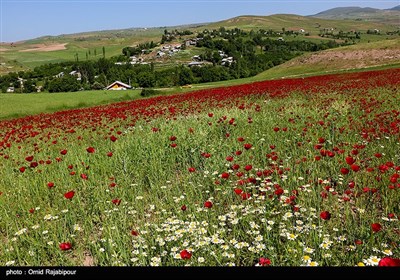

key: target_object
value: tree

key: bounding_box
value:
[177,66,194,86]
[102,46,106,58]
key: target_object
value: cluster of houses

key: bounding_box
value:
[156,43,182,58]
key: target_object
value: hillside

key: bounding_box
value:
[255,38,400,80]
[202,13,396,32]
[310,6,400,26]
[0,13,399,75]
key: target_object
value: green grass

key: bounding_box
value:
[0,90,141,120]
[0,72,398,266]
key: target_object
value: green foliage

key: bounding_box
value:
[140,88,157,97]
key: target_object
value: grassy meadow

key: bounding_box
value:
[0,68,399,266]
[0,90,141,121]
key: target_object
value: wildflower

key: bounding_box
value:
[378,257,400,267]
[59,242,72,251]
[371,223,382,233]
[320,211,331,220]
[204,201,213,208]
[86,147,95,153]
[64,191,75,200]
[180,249,192,260]
[257,257,271,266]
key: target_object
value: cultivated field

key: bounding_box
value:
[0,68,399,266]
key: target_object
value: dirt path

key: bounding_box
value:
[19,43,68,52]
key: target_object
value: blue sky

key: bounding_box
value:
[1,0,398,42]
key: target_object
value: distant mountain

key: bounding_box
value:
[387,5,400,11]
[309,6,400,25]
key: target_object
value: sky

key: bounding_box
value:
[1,0,399,42]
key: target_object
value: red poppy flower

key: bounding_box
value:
[170,143,177,148]
[237,137,245,142]
[345,157,356,165]
[86,147,95,153]
[180,249,192,260]
[258,257,271,266]
[226,156,234,162]
[241,193,251,200]
[274,188,284,196]
[30,162,38,168]
[29,208,35,214]
[59,242,72,251]
[355,239,363,245]
[244,165,252,171]
[107,152,113,157]
[80,174,88,180]
[60,149,67,155]
[244,143,252,150]
[25,155,34,162]
[169,136,177,141]
[131,230,139,236]
[232,164,240,170]
[19,166,26,173]
[64,191,75,200]
[351,164,360,172]
[320,211,331,220]
[388,213,396,219]
[204,201,213,208]
[340,168,349,175]
[47,182,55,188]
[234,188,243,195]
[221,172,230,179]
[110,135,118,142]
[371,223,382,233]
[112,199,121,205]
[378,257,400,267]
[273,127,279,132]
[181,205,187,211]
[188,167,196,172]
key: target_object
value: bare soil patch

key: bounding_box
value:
[290,48,400,69]
[19,43,68,52]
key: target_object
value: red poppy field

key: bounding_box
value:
[0,68,399,266]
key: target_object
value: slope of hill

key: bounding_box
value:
[255,38,400,80]
[202,13,396,32]
[388,5,400,11]
[310,6,400,25]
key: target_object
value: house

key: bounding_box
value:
[106,81,132,90]
[69,70,81,81]
[55,72,64,78]
[192,55,201,61]
[187,61,204,67]
[6,87,14,93]
[221,57,234,66]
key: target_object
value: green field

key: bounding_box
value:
[0,90,141,120]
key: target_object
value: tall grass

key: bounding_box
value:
[0,70,399,266]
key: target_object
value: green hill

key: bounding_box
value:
[310,6,400,26]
